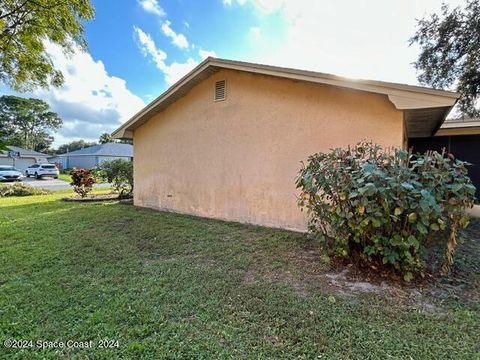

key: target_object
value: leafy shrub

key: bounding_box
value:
[99,159,133,198]
[0,183,51,197]
[296,141,476,280]
[90,167,107,183]
[70,168,95,198]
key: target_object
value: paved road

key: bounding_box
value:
[15,177,112,191]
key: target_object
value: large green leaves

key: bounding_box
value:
[297,141,476,280]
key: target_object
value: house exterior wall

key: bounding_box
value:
[58,155,133,169]
[55,157,68,170]
[63,155,97,169]
[134,69,405,231]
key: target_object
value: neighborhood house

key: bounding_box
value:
[0,146,49,173]
[50,142,133,169]
[112,58,459,231]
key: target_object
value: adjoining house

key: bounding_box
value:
[410,118,480,198]
[112,57,459,231]
[0,146,50,172]
[51,142,133,169]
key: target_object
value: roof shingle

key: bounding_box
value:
[0,146,48,157]
[57,142,133,157]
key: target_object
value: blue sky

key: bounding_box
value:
[1,0,464,147]
[84,0,286,102]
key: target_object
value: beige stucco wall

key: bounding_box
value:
[134,69,404,231]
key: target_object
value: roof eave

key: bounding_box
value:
[112,58,213,139]
[112,57,460,140]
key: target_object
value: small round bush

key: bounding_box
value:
[99,159,133,198]
[70,168,95,198]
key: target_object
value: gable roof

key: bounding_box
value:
[112,57,460,139]
[0,145,48,158]
[57,142,133,157]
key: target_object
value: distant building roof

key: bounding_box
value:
[0,145,48,158]
[57,142,133,157]
[441,117,480,128]
[436,117,480,136]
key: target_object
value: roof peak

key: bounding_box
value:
[2,145,48,157]
[112,57,459,139]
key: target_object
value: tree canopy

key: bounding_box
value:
[410,0,480,117]
[0,95,62,152]
[0,0,94,91]
[54,139,96,155]
[99,132,113,144]
[99,132,132,145]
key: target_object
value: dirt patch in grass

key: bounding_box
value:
[62,193,120,202]
[242,220,480,312]
[243,263,441,310]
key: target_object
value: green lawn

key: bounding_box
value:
[58,173,72,183]
[0,192,479,359]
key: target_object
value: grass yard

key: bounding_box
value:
[58,173,72,183]
[0,192,479,359]
[58,173,106,184]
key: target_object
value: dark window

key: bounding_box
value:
[410,135,480,198]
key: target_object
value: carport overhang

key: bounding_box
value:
[112,58,460,140]
[435,118,480,136]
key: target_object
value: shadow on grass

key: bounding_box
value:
[0,198,479,358]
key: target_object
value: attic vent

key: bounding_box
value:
[214,80,226,101]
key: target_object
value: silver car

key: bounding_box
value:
[0,165,23,182]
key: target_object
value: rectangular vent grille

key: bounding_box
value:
[214,80,226,101]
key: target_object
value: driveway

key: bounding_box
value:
[20,177,111,191]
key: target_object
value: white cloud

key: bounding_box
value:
[199,49,217,60]
[251,0,285,13]
[24,43,145,146]
[223,0,248,6]
[183,21,190,28]
[224,0,278,12]
[138,0,166,17]
[161,20,189,49]
[228,0,466,85]
[134,26,198,85]
[163,59,198,85]
[133,26,167,69]
[249,26,262,38]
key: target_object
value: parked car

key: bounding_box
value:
[0,165,23,182]
[25,163,59,179]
